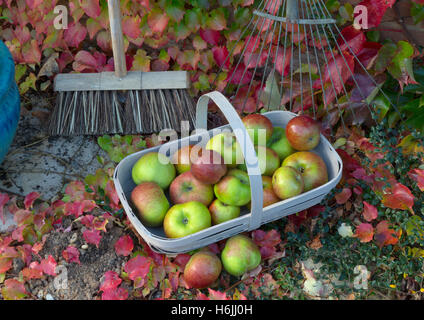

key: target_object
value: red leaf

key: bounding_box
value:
[83,228,102,247]
[105,180,120,209]
[64,22,87,48]
[62,246,81,264]
[308,205,325,218]
[22,262,43,280]
[0,193,10,224]
[101,287,128,300]
[212,46,230,70]
[25,0,43,9]
[0,258,13,274]
[363,201,378,222]
[173,254,191,269]
[357,42,382,69]
[374,220,399,248]
[199,29,222,46]
[73,50,100,73]
[337,26,366,55]
[1,279,27,300]
[40,255,57,276]
[114,235,134,257]
[382,183,415,214]
[100,271,122,292]
[408,169,424,191]
[357,0,396,29]
[79,0,101,18]
[252,229,281,248]
[227,63,253,85]
[207,288,229,300]
[21,39,41,65]
[354,223,374,243]
[124,255,151,283]
[335,188,352,205]
[147,10,169,35]
[24,192,40,210]
[122,15,142,39]
[287,210,308,227]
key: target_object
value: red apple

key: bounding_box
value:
[169,171,214,206]
[209,199,240,225]
[184,250,222,289]
[131,182,170,227]
[282,151,328,192]
[191,149,227,185]
[171,145,195,175]
[272,166,304,200]
[286,115,321,151]
[242,114,274,146]
[261,176,280,207]
[163,201,212,238]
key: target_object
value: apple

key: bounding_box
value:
[163,201,212,238]
[267,126,296,161]
[169,171,214,206]
[171,145,195,174]
[282,151,328,192]
[214,169,251,206]
[238,146,280,176]
[242,114,273,146]
[209,199,241,225]
[131,182,170,227]
[221,234,261,277]
[191,149,227,185]
[286,115,321,151]
[248,176,280,209]
[184,250,222,289]
[206,132,244,168]
[132,152,176,189]
[272,166,304,200]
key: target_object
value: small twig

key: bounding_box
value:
[0,186,24,198]
[392,2,420,49]
[7,136,49,157]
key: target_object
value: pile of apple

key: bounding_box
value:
[129,113,329,284]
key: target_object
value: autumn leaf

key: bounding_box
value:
[24,192,40,210]
[83,228,102,247]
[1,279,28,300]
[374,221,399,248]
[22,262,43,280]
[206,288,229,300]
[114,235,134,257]
[408,169,424,192]
[199,28,222,46]
[357,0,396,29]
[124,255,151,286]
[363,201,378,222]
[354,223,374,243]
[335,188,352,205]
[0,257,13,274]
[63,246,81,264]
[64,22,87,48]
[102,287,128,300]
[79,0,101,18]
[337,26,366,55]
[382,183,415,214]
[148,9,169,35]
[100,271,122,292]
[212,46,230,70]
[122,15,142,39]
[40,255,57,276]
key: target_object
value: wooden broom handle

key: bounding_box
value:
[108,0,127,78]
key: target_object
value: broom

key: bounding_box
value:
[48,0,196,136]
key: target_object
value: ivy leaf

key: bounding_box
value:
[83,228,102,247]
[22,262,43,280]
[374,220,399,248]
[335,188,352,205]
[362,201,378,222]
[165,0,185,22]
[147,9,169,35]
[79,0,101,18]
[382,183,415,214]
[122,15,142,39]
[357,42,382,69]
[114,235,134,257]
[1,279,27,300]
[64,22,87,48]
[199,28,222,46]
[62,246,81,264]
[0,258,13,274]
[207,8,227,31]
[354,223,374,243]
[408,168,424,191]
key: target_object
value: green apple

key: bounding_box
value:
[267,127,296,161]
[214,169,251,206]
[238,146,280,176]
[171,145,194,174]
[209,199,241,225]
[163,201,212,238]
[282,151,328,192]
[132,152,176,189]
[131,182,170,227]
[242,114,274,146]
[206,132,244,168]
[221,234,261,277]
[272,166,304,200]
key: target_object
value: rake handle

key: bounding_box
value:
[108,0,127,78]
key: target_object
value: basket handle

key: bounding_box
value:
[195,91,263,231]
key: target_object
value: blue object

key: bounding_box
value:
[0,40,20,164]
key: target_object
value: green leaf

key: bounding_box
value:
[98,135,113,152]
[15,65,28,83]
[184,8,202,31]
[165,0,185,22]
[325,0,340,12]
[411,2,424,24]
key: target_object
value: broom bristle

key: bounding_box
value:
[49,89,196,136]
